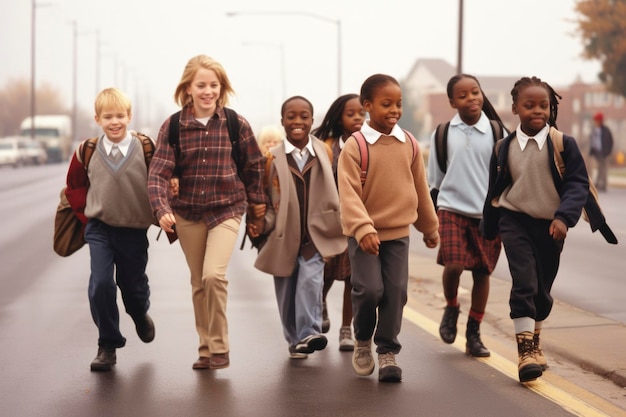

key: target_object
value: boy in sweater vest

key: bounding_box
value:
[64,88,156,372]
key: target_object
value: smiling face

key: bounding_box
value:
[512,85,550,137]
[449,76,483,126]
[363,81,402,134]
[95,105,131,143]
[341,97,365,139]
[281,97,313,149]
[187,67,221,118]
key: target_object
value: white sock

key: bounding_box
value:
[513,317,535,334]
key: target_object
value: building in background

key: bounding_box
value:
[402,58,625,166]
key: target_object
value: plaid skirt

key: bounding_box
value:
[436,210,502,274]
[324,248,351,281]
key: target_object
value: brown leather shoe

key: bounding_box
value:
[90,347,116,372]
[133,313,155,343]
[192,356,211,370]
[209,353,230,369]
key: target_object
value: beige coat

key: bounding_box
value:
[255,137,347,277]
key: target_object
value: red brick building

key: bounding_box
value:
[402,58,624,165]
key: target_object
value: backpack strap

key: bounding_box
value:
[489,119,505,142]
[168,108,242,178]
[133,132,156,170]
[434,122,450,173]
[352,130,419,186]
[224,107,243,177]
[79,137,98,169]
[351,131,369,185]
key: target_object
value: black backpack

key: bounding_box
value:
[434,119,504,173]
[167,107,242,178]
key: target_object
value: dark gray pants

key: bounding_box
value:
[348,236,409,354]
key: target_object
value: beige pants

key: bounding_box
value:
[175,215,241,357]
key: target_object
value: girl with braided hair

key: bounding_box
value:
[481,76,590,383]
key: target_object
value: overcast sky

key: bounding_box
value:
[1,0,600,137]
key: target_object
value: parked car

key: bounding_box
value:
[21,137,48,165]
[0,137,29,168]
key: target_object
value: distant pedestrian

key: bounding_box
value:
[589,111,614,191]
[338,74,439,383]
[481,76,593,383]
[428,74,505,358]
[312,93,366,351]
[148,55,268,370]
[254,96,347,359]
[64,87,156,372]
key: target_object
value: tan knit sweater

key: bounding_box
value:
[337,134,438,243]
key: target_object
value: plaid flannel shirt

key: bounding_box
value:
[148,105,268,229]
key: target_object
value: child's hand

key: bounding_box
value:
[549,219,567,241]
[246,204,266,237]
[248,203,267,219]
[169,177,180,197]
[423,231,439,248]
[158,212,176,233]
[359,233,380,255]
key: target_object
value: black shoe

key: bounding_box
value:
[134,313,155,343]
[465,316,490,357]
[439,305,459,344]
[90,347,116,372]
[295,334,328,353]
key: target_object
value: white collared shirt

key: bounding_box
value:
[516,124,549,151]
[360,121,406,144]
[284,135,316,170]
[102,132,132,156]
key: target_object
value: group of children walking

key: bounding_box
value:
[64,53,614,384]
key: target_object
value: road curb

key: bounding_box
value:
[407,253,626,389]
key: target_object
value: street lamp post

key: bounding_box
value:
[457,0,464,74]
[242,41,286,100]
[30,0,52,140]
[226,11,342,96]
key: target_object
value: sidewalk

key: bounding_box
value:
[405,173,626,390]
[406,254,626,390]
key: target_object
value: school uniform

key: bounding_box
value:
[481,125,589,321]
[66,133,154,349]
[255,136,347,350]
[338,122,438,354]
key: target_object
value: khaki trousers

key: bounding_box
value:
[175,215,241,357]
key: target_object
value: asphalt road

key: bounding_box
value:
[0,163,623,417]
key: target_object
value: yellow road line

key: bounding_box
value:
[403,305,621,417]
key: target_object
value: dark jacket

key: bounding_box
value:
[480,130,614,243]
[590,125,614,158]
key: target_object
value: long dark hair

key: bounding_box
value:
[312,94,359,140]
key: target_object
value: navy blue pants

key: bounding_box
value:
[499,209,564,322]
[85,219,150,348]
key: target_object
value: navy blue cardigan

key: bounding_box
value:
[481,130,616,244]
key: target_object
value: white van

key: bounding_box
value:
[0,137,28,168]
[20,115,72,163]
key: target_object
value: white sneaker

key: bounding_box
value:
[352,339,374,376]
[339,326,354,351]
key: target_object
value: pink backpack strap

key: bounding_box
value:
[403,129,419,163]
[351,131,368,185]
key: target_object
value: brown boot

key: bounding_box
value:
[533,330,548,370]
[516,331,543,382]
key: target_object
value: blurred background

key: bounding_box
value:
[0,0,624,167]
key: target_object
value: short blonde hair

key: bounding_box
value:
[94,87,132,117]
[257,125,284,153]
[174,55,235,108]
